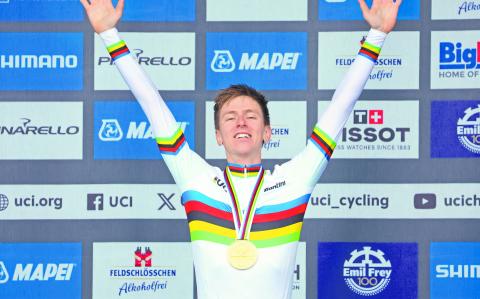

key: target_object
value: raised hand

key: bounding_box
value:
[80,0,124,33]
[358,0,402,33]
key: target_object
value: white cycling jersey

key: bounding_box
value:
[100,28,386,299]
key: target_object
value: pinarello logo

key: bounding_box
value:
[134,247,152,267]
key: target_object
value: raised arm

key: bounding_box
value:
[80,0,178,137]
[317,0,402,140]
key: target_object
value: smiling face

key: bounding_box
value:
[215,95,271,165]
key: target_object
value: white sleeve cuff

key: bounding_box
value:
[365,28,388,48]
[99,27,121,46]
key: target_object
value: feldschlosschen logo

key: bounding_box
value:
[211,50,235,72]
[0,261,10,284]
[98,119,123,141]
[457,105,480,154]
[343,246,392,296]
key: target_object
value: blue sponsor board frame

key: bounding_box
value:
[0,32,83,90]
[431,242,480,299]
[94,101,195,160]
[0,0,83,21]
[318,0,419,20]
[112,0,195,22]
[0,243,82,299]
[431,100,480,158]
[317,242,418,299]
[206,32,307,90]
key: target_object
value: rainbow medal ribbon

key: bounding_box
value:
[223,166,265,270]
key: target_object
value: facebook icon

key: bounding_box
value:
[87,194,104,210]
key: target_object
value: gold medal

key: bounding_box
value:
[227,240,258,270]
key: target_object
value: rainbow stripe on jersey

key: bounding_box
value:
[183,191,308,248]
[107,40,130,62]
[156,127,186,155]
[358,41,381,63]
[309,126,336,160]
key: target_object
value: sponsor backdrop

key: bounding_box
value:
[0,1,479,299]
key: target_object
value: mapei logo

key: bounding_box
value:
[134,247,152,267]
[343,246,392,296]
[211,50,301,72]
[0,261,9,283]
[98,119,188,142]
[457,105,480,154]
[206,32,307,90]
[0,262,76,283]
[439,41,480,70]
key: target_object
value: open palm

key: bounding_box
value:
[359,0,402,33]
[80,0,124,33]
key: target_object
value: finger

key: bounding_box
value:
[79,0,90,9]
[358,0,369,15]
[115,0,125,17]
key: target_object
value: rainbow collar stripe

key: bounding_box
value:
[156,127,186,155]
[310,126,336,160]
[226,163,262,178]
[107,40,130,62]
[358,41,381,63]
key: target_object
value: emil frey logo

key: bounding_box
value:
[343,246,392,296]
[135,247,152,267]
[457,105,480,154]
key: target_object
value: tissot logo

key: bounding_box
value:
[353,110,384,125]
[158,193,176,211]
[342,109,409,143]
[87,193,133,210]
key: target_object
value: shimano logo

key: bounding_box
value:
[436,264,480,278]
[0,54,78,69]
[211,50,301,72]
[0,118,79,136]
[439,41,480,70]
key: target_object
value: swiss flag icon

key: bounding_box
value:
[369,110,384,124]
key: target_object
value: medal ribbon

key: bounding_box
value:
[224,166,265,240]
